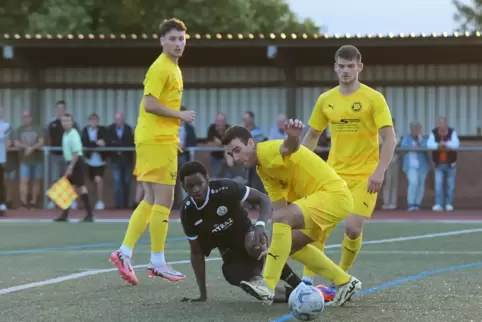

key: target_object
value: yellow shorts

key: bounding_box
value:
[343,177,377,218]
[134,143,178,185]
[294,189,353,244]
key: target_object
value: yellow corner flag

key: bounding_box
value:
[47,177,78,210]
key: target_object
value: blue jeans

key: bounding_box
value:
[434,164,456,206]
[112,160,133,208]
[406,168,427,207]
[20,163,43,180]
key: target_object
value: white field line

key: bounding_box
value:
[1,228,482,295]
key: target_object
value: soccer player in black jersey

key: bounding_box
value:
[179,161,301,303]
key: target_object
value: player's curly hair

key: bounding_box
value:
[179,161,208,182]
[335,45,362,62]
[159,18,187,37]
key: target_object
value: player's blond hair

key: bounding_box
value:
[159,18,187,36]
[335,45,361,62]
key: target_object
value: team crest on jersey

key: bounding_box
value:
[216,206,228,216]
[352,102,362,112]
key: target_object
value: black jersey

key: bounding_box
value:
[180,179,252,256]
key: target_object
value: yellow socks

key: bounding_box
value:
[121,201,153,256]
[149,204,171,258]
[292,244,350,286]
[301,240,325,284]
[263,223,292,290]
[339,233,363,272]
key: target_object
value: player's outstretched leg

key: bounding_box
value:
[109,183,154,285]
[146,183,184,282]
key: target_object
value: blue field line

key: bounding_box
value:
[0,236,187,255]
[272,261,482,322]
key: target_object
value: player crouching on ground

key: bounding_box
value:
[179,161,302,303]
[54,113,94,222]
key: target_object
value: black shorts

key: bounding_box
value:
[87,165,105,181]
[67,158,86,187]
[220,247,264,287]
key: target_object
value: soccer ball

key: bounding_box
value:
[288,283,325,321]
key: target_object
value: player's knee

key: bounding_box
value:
[222,264,241,286]
[152,183,174,208]
[273,208,304,229]
[345,226,362,239]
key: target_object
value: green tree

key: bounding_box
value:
[1,0,321,35]
[453,0,482,31]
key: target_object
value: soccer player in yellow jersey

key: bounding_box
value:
[109,18,196,285]
[301,45,397,288]
[222,122,362,306]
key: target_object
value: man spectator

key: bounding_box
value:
[81,113,108,210]
[242,111,265,194]
[46,100,79,209]
[381,120,401,210]
[178,106,197,167]
[400,121,431,211]
[268,114,288,140]
[13,111,44,209]
[242,111,265,142]
[106,112,134,209]
[427,117,460,211]
[0,106,10,215]
[206,113,230,178]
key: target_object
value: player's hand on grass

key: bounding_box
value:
[285,119,304,137]
[367,168,384,193]
[181,295,207,302]
[180,110,196,123]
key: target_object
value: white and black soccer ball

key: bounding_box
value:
[288,283,325,321]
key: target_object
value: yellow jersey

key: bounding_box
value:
[256,140,347,203]
[135,53,183,144]
[308,83,393,178]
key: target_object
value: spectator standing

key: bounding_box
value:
[400,121,431,211]
[46,100,79,209]
[268,114,288,140]
[106,112,134,209]
[242,111,265,142]
[81,113,108,210]
[206,113,230,178]
[0,106,10,215]
[381,121,401,210]
[427,117,460,211]
[13,111,44,208]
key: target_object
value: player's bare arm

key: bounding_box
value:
[280,119,305,157]
[65,151,79,177]
[182,238,207,302]
[243,187,272,248]
[143,95,195,123]
[367,126,397,194]
[302,127,322,152]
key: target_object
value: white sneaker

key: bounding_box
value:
[47,201,56,209]
[0,204,6,211]
[95,201,105,210]
[326,276,362,307]
[240,279,275,304]
[432,204,443,211]
[445,204,454,211]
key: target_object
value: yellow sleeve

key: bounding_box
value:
[143,63,168,99]
[372,93,393,129]
[256,141,287,201]
[257,141,285,168]
[308,94,328,132]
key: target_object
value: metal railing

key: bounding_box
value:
[5,145,482,208]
